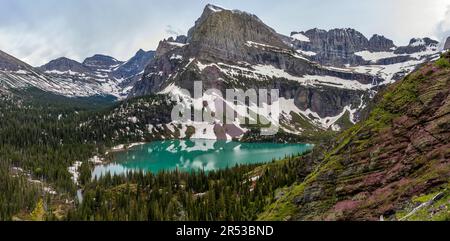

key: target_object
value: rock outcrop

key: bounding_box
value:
[186,4,287,63]
[40,57,92,74]
[290,30,440,67]
[113,49,156,87]
[368,34,395,52]
[290,28,370,66]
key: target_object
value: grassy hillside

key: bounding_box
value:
[259,52,450,221]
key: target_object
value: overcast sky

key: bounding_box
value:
[0,0,449,66]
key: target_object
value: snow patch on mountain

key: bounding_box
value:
[291,33,310,42]
[354,51,399,62]
[196,60,373,90]
[296,50,317,56]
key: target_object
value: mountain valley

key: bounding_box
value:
[0,3,448,222]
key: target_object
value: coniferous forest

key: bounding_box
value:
[0,88,317,221]
[1,1,449,224]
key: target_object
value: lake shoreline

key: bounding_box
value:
[90,140,314,179]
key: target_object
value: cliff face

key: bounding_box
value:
[444,37,450,50]
[291,28,370,66]
[260,52,450,221]
[368,34,395,52]
[394,38,439,54]
[186,4,287,63]
[290,30,440,68]
[131,4,378,128]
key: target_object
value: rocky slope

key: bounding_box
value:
[1,48,154,98]
[259,52,450,221]
[1,4,444,140]
[290,28,374,66]
[113,49,156,88]
[0,50,114,97]
[37,50,155,98]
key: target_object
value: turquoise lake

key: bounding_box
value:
[92,139,313,178]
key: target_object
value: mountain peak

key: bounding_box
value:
[136,49,146,55]
[0,50,30,71]
[368,34,396,51]
[408,37,438,47]
[40,56,91,73]
[204,4,227,13]
[186,4,286,61]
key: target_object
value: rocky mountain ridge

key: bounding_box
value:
[42,50,155,98]
[0,49,110,97]
[1,4,446,140]
[129,4,444,139]
[445,37,450,50]
[290,29,440,68]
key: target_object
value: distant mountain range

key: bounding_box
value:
[0,49,155,98]
[0,4,446,138]
[290,29,439,68]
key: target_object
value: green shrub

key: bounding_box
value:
[435,57,450,68]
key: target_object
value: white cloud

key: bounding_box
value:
[436,5,450,43]
[0,0,449,66]
[166,25,186,38]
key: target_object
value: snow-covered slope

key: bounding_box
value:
[36,50,155,98]
[129,5,445,140]
[1,4,444,141]
[289,30,442,84]
[128,4,377,139]
[0,50,117,97]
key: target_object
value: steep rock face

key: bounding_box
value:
[132,5,377,126]
[259,53,450,221]
[186,4,287,63]
[368,34,395,52]
[113,49,156,87]
[0,48,155,98]
[291,28,370,66]
[291,30,440,70]
[394,38,439,54]
[291,87,365,118]
[444,37,450,50]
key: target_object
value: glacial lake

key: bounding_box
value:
[92,139,313,179]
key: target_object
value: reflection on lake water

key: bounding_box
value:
[92,139,313,179]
